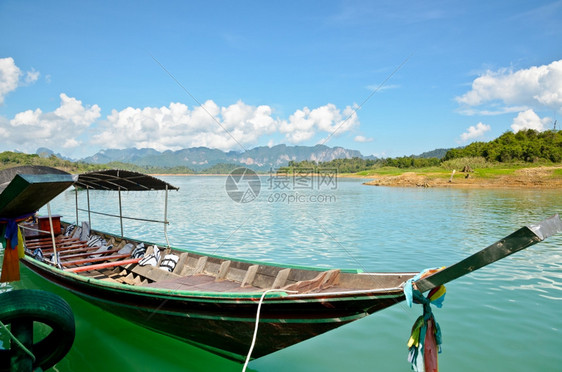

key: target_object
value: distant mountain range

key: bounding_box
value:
[36,147,73,161]
[79,145,371,171]
[35,145,450,172]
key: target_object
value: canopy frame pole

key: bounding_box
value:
[46,202,60,268]
[164,185,170,248]
[118,187,124,238]
[74,187,79,225]
[86,187,91,229]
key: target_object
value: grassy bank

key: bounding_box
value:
[359,163,562,188]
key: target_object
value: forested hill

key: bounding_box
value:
[285,129,561,172]
[444,129,562,163]
[0,151,195,174]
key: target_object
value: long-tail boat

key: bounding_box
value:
[2,166,560,362]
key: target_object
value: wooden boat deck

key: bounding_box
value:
[24,234,132,267]
[144,274,264,292]
[22,223,412,295]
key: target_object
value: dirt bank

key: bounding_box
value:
[363,166,562,189]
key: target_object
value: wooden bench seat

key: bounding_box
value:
[58,247,121,260]
[62,253,132,267]
[25,237,81,250]
[66,258,141,273]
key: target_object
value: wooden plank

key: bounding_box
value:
[66,258,142,273]
[242,265,259,287]
[26,239,81,249]
[118,274,138,285]
[39,243,91,253]
[132,265,166,282]
[128,263,180,282]
[55,246,105,255]
[272,268,291,289]
[217,260,231,280]
[33,243,85,252]
[59,248,121,261]
[222,266,247,283]
[195,256,208,274]
[173,252,189,275]
[24,236,78,245]
[202,258,222,276]
[145,274,263,292]
[62,253,132,267]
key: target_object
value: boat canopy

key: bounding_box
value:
[75,169,179,191]
[0,166,76,218]
[73,169,177,242]
[0,166,72,194]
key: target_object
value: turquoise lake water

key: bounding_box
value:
[1,176,561,371]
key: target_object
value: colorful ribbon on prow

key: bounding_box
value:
[404,268,446,372]
[1,215,29,283]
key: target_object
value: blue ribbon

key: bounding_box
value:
[404,268,445,370]
[404,267,440,307]
[0,212,35,248]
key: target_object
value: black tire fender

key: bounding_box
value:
[0,289,75,371]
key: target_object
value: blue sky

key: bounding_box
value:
[1,0,561,159]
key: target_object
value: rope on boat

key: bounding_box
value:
[0,320,36,362]
[242,289,298,372]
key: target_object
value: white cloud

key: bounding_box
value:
[367,84,399,92]
[510,109,551,133]
[92,101,360,152]
[457,105,529,116]
[460,122,491,141]
[2,93,100,152]
[456,59,562,112]
[280,108,316,143]
[93,100,270,151]
[0,58,41,104]
[354,135,373,143]
[0,57,21,104]
[63,138,81,148]
[24,68,40,84]
[280,103,359,144]
[55,93,101,126]
[2,86,359,155]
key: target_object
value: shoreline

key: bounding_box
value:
[150,165,562,189]
[149,173,375,178]
[363,166,562,189]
